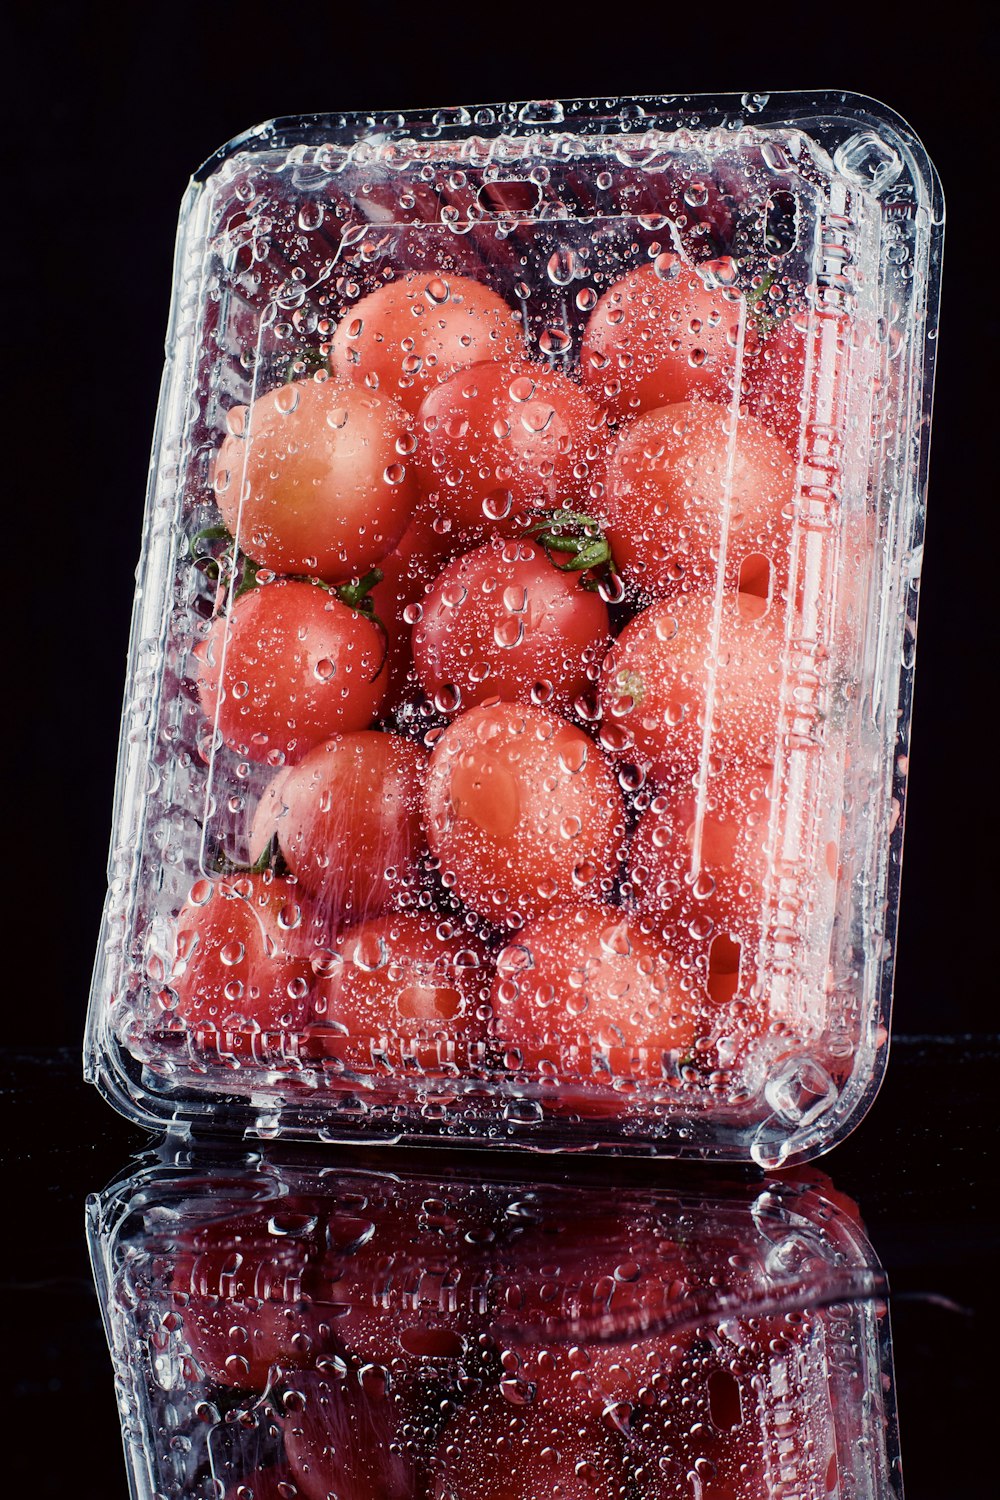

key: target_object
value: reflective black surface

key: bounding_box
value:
[4,1039,996,1497]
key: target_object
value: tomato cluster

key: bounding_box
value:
[168,255,809,1110]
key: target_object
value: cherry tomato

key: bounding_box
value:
[368,510,455,701]
[195,580,387,767]
[599,591,785,788]
[627,775,773,1007]
[742,302,810,449]
[329,271,521,413]
[423,704,626,926]
[580,259,749,417]
[604,400,795,603]
[415,358,607,540]
[212,378,418,584]
[161,873,314,1036]
[412,538,610,714]
[492,904,698,1087]
[254,731,427,923]
[303,912,487,1077]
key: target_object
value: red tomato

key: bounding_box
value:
[599,591,785,788]
[368,510,456,701]
[492,904,698,1087]
[415,358,607,540]
[604,401,795,604]
[628,776,773,1007]
[212,378,418,584]
[303,912,489,1075]
[253,731,427,923]
[423,704,626,926]
[580,259,749,417]
[161,874,314,1035]
[412,538,610,714]
[742,302,810,449]
[329,271,521,413]
[195,580,387,767]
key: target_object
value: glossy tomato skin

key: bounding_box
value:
[329,271,521,414]
[163,873,314,1036]
[599,591,785,789]
[580,260,749,418]
[195,581,388,767]
[412,538,610,714]
[415,358,607,541]
[742,303,810,450]
[604,401,795,604]
[212,379,418,584]
[492,903,698,1089]
[369,510,456,702]
[304,911,488,1075]
[628,776,774,1008]
[254,731,427,923]
[423,703,626,927]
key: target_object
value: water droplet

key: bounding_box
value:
[494,617,524,649]
[546,247,579,286]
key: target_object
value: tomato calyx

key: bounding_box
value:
[209,833,289,879]
[284,346,328,382]
[528,508,619,595]
[190,525,262,600]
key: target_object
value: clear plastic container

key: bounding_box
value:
[87,1149,901,1499]
[85,93,943,1162]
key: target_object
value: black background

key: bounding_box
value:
[5,3,996,1495]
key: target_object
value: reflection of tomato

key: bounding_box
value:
[256,731,426,925]
[604,401,795,603]
[282,1369,418,1500]
[163,874,314,1034]
[434,1384,628,1500]
[212,379,418,583]
[628,777,773,1006]
[169,1199,333,1389]
[599,591,785,788]
[493,904,698,1084]
[195,581,387,767]
[413,539,610,713]
[423,704,626,926]
[304,912,488,1074]
[329,271,520,413]
[416,358,606,539]
[580,260,749,417]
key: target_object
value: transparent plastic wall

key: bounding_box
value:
[88,1150,901,1499]
[86,94,943,1160]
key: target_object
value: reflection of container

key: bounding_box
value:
[87,1150,900,1499]
[85,94,943,1162]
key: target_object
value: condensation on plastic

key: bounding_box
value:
[84,93,944,1163]
[87,1149,902,1500]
